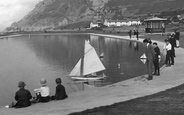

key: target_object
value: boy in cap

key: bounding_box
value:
[51,78,68,100]
[10,81,32,108]
[34,78,50,102]
[153,42,161,76]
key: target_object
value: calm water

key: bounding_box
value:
[0,34,147,106]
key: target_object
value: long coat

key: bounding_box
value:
[145,44,156,76]
[145,44,156,61]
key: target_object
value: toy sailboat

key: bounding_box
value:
[68,40,106,81]
[140,53,147,59]
[140,53,147,64]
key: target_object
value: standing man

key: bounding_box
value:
[128,30,132,39]
[175,30,180,48]
[133,30,137,38]
[169,34,175,64]
[136,30,139,40]
[143,38,156,80]
[164,39,172,67]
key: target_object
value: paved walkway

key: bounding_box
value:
[0,34,184,115]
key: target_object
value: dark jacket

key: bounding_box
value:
[169,36,176,48]
[14,88,32,108]
[55,84,67,100]
[154,47,160,61]
[175,32,180,40]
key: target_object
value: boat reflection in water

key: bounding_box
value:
[0,34,148,106]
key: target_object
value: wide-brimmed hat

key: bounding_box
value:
[55,78,61,84]
[40,78,47,86]
[18,81,26,87]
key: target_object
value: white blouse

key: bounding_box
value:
[34,86,50,97]
[164,43,171,51]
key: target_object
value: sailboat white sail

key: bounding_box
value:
[140,53,147,59]
[69,40,106,81]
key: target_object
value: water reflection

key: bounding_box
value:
[89,35,147,83]
[134,42,139,51]
[0,34,148,106]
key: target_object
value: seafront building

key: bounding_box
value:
[144,17,167,33]
[104,19,141,27]
[90,19,141,28]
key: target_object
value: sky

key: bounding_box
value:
[0,0,42,32]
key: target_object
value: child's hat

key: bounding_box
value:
[18,81,26,87]
[40,78,47,85]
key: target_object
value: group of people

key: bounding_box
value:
[128,29,139,40]
[164,30,180,67]
[143,30,180,80]
[143,38,161,80]
[6,78,67,109]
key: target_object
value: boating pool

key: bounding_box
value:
[0,34,158,106]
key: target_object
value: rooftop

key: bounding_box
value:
[144,17,167,22]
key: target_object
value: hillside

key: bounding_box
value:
[7,0,184,31]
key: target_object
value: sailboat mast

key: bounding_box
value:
[80,40,85,91]
[80,40,85,77]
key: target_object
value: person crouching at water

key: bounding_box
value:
[5,81,32,108]
[143,38,156,80]
[51,78,68,100]
[34,78,50,102]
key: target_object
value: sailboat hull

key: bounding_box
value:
[71,74,106,81]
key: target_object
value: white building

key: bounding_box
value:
[104,19,141,27]
[90,22,99,28]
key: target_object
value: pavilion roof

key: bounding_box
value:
[144,17,167,22]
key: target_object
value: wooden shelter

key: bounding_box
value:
[144,17,167,33]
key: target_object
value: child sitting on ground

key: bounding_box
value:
[34,78,50,102]
[51,78,68,100]
[5,81,32,108]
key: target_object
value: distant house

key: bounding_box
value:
[89,16,105,28]
[90,22,99,28]
[104,19,141,27]
[144,17,167,33]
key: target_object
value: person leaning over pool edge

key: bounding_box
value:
[143,38,156,80]
[51,78,68,100]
